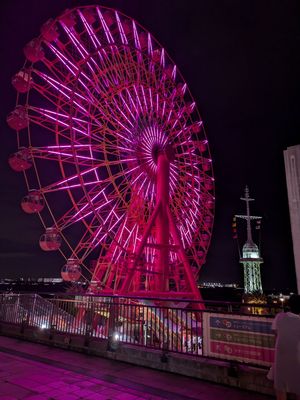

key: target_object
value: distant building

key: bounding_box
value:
[198,282,239,288]
[284,144,300,294]
[236,187,263,294]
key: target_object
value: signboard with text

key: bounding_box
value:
[203,313,275,366]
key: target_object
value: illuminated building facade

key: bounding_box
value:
[236,187,263,294]
[284,144,300,294]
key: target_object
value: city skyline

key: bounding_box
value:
[0,0,299,291]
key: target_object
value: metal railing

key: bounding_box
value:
[0,292,277,366]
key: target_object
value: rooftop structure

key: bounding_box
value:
[284,144,300,294]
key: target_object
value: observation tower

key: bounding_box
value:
[236,187,263,294]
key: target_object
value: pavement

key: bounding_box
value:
[0,335,273,400]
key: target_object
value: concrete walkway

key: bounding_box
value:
[0,336,273,400]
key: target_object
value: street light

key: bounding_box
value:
[279,295,284,309]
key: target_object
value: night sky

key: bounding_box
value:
[0,0,299,292]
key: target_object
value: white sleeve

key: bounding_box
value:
[271,315,277,331]
[272,312,283,331]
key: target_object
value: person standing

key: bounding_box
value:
[272,294,300,400]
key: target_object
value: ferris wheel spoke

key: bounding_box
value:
[40,165,127,198]
[46,42,79,77]
[80,205,125,259]
[99,108,134,139]
[32,69,93,108]
[28,106,102,141]
[110,97,135,128]
[140,85,150,114]
[27,109,87,139]
[70,215,104,261]
[29,145,98,167]
[44,56,102,105]
[77,10,103,50]
[73,208,113,257]
[179,225,191,248]
[60,196,113,231]
[106,48,130,85]
[54,183,113,231]
[132,21,152,79]
[60,23,89,58]
[169,114,186,132]
[133,85,145,114]
[103,99,134,135]
[115,47,143,86]
[39,166,100,193]
[109,217,129,262]
[60,24,100,79]
[117,223,139,261]
[124,88,139,115]
[171,120,202,142]
[96,7,115,45]
[169,172,178,194]
[115,11,128,45]
[105,218,140,266]
[132,20,141,52]
[117,92,137,121]
[45,41,103,101]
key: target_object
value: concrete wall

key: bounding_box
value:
[0,321,274,396]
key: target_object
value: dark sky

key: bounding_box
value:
[0,0,299,291]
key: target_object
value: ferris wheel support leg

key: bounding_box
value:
[120,202,161,293]
[156,151,171,292]
[166,207,205,310]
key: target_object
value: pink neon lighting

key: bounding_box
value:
[133,85,143,112]
[115,12,128,45]
[42,166,99,192]
[72,188,106,219]
[118,93,136,120]
[36,71,89,103]
[30,107,87,135]
[147,33,153,56]
[96,7,114,44]
[47,43,78,76]
[78,10,102,50]
[160,48,165,67]
[73,199,113,225]
[132,20,141,50]
[46,150,96,161]
[124,88,138,114]
[172,65,177,80]
[90,203,118,245]
[61,23,89,57]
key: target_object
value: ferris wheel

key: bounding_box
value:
[7,5,214,300]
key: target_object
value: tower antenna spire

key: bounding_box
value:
[236,185,261,245]
[241,186,254,244]
[235,186,263,294]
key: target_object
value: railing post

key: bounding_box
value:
[21,295,30,334]
[84,296,93,347]
[107,296,120,351]
[49,302,56,341]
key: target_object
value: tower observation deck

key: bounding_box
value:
[236,186,263,294]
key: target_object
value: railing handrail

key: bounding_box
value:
[0,291,281,310]
[0,291,276,367]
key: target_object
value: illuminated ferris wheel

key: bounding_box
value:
[7,5,214,300]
